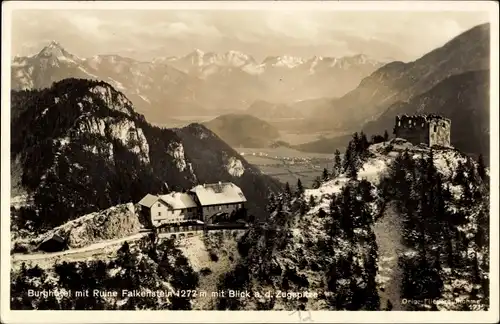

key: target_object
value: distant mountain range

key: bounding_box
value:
[203,114,281,148]
[10,78,281,229]
[295,23,491,160]
[11,42,383,123]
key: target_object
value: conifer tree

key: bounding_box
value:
[333,150,342,176]
[338,185,355,241]
[343,140,354,173]
[285,182,292,198]
[296,178,304,197]
[266,193,277,213]
[322,168,330,182]
[309,195,316,207]
[347,158,359,179]
[327,196,341,239]
[475,207,488,249]
[299,199,308,216]
[352,132,360,148]
[359,132,370,160]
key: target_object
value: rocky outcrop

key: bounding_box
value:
[12,203,141,253]
[67,203,141,248]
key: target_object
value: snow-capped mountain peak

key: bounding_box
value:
[37,41,67,57]
[34,40,82,64]
[184,49,206,66]
[262,55,305,68]
[193,48,204,56]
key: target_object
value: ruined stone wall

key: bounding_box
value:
[394,115,451,147]
[394,115,430,146]
[429,118,451,147]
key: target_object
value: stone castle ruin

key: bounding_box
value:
[393,114,451,147]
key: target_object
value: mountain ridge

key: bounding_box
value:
[293,69,490,161]
[11,43,384,122]
[301,22,490,132]
[293,23,490,160]
[203,113,281,148]
[11,78,281,230]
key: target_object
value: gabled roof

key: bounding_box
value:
[138,194,160,208]
[138,192,197,210]
[159,192,197,210]
[190,182,247,206]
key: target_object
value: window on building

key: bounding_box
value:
[158,203,161,207]
[434,125,437,132]
[158,212,161,216]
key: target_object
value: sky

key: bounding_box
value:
[10,9,490,62]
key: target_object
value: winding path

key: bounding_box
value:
[12,227,248,263]
[12,232,151,262]
[373,203,405,310]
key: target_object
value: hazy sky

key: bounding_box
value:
[11,9,490,62]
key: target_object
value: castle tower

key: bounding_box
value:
[393,114,451,147]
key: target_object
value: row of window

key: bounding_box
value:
[157,211,196,217]
[397,120,439,132]
[157,225,203,233]
[155,217,187,223]
[205,203,242,211]
[155,203,242,215]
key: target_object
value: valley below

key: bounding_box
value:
[152,115,339,187]
[237,147,333,187]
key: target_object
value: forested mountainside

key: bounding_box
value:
[203,114,280,148]
[301,23,490,133]
[216,136,489,311]
[10,78,281,231]
[10,134,489,311]
[295,69,491,161]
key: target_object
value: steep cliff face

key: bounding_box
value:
[11,78,280,230]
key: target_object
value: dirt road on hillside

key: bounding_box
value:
[373,203,406,310]
[11,232,150,263]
